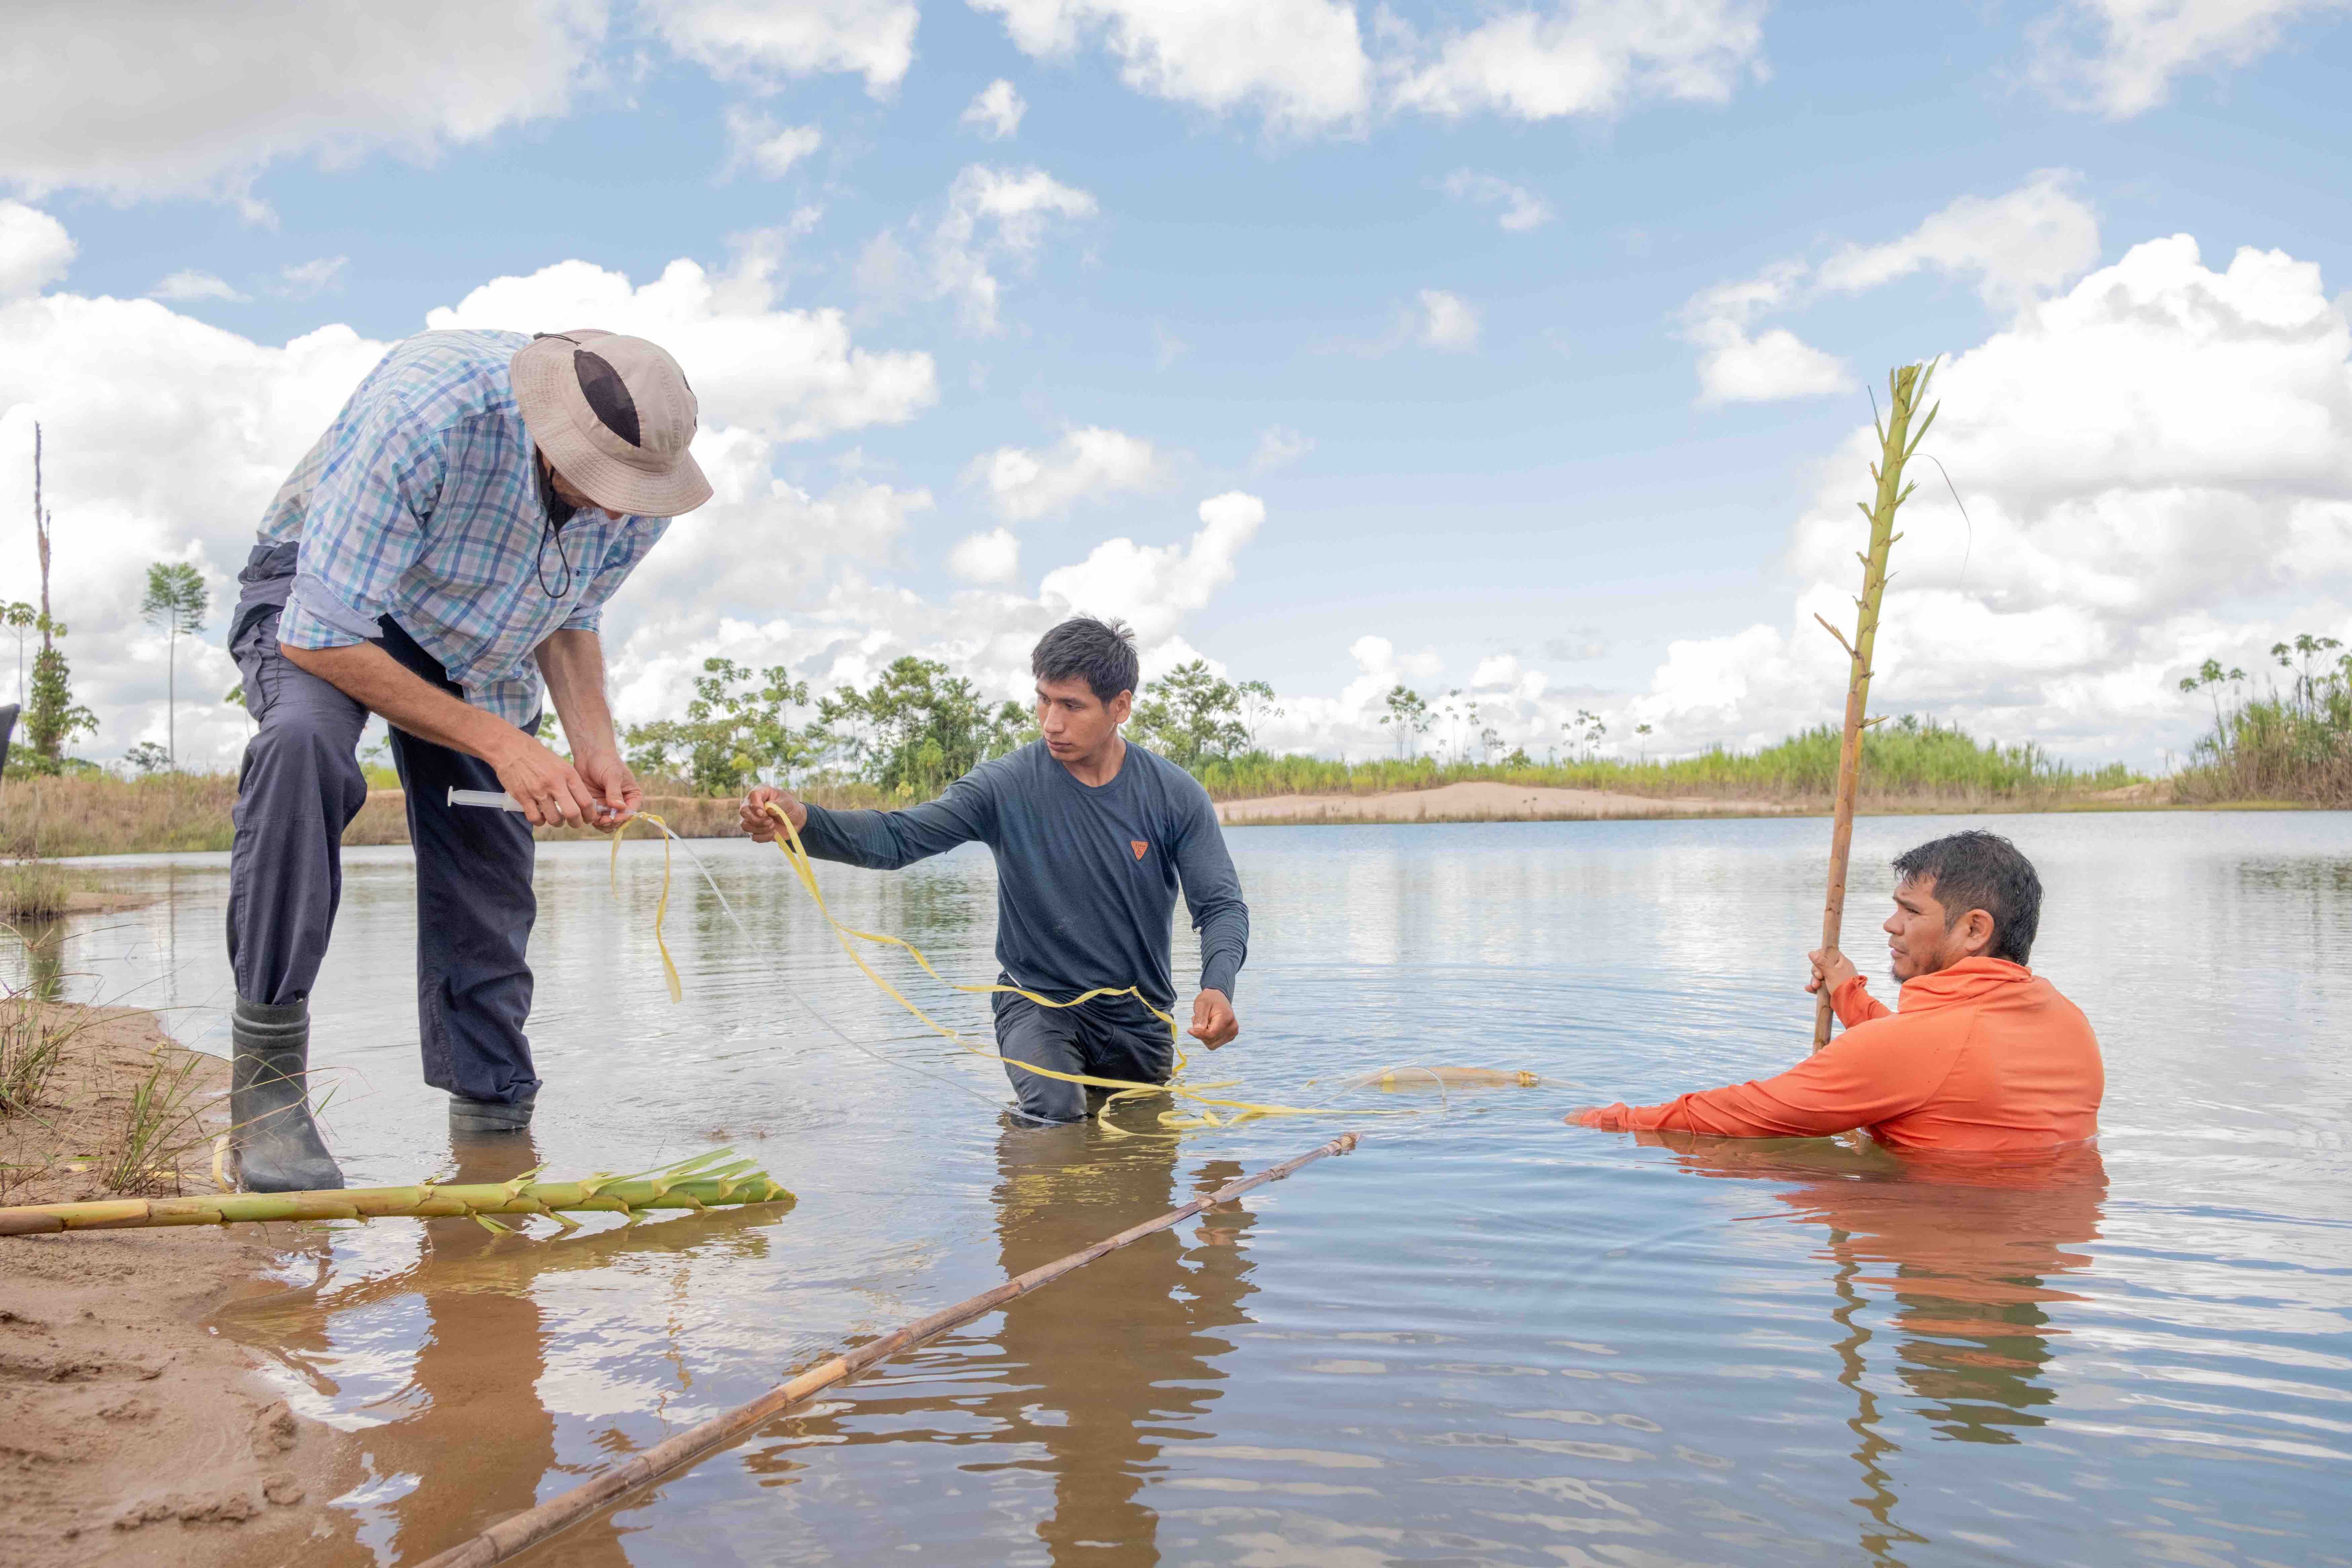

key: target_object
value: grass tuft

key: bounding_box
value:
[0,860,73,917]
[97,1049,207,1195]
[0,989,81,1117]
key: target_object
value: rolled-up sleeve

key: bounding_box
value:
[277,397,446,650]
[561,517,669,633]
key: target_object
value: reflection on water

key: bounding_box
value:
[728,1111,1258,1565]
[8,810,2350,1566]
[225,1130,792,1564]
[1649,1134,2110,1564]
[1666,1136,2108,1440]
[8,913,64,1000]
[975,1118,1256,1563]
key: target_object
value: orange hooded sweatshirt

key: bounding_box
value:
[1574,958,2103,1152]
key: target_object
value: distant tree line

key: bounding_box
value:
[623,655,1033,799]
[616,653,1304,798]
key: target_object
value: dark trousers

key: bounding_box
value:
[226,549,541,1105]
[990,989,1174,1123]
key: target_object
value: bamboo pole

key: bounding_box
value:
[1812,361,1938,1051]
[0,1150,790,1236]
[414,1131,1364,1568]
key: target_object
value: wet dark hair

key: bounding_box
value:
[1032,616,1138,705]
[1891,830,2042,965]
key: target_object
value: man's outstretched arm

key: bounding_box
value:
[741,772,995,870]
[1570,1015,1946,1138]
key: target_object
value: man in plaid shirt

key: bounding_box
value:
[225,327,710,1191]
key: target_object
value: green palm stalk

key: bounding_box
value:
[1813,360,1939,1051]
[0,1149,792,1237]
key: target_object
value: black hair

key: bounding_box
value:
[1891,830,2043,965]
[1032,616,1139,705]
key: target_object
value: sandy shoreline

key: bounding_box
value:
[0,1006,359,1566]
[1216,779,1804,825]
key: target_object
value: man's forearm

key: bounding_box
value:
[281,641,528,763]
[536,629,619,758]
[1199,929,1244,1000]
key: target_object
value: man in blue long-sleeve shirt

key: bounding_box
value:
[740,617,1250,1123]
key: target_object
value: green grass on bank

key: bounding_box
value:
[0,770,890,859]
[0,713,2207,861]
[1196,717,2142,806]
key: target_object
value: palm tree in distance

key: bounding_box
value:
[140,561,210,772]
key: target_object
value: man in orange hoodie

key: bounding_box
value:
[1569,831,2102,1153]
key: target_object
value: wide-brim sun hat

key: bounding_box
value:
[510,329,714,518]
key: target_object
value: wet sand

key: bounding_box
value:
[0,1006,359,1566]
[1215,778,1798,825]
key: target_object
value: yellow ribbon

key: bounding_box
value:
[757,803,1332,1132]
[611,812,682,1004]
[602,801,1370,1133]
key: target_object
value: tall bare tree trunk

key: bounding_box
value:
[33,423,51,652]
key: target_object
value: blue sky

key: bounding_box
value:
[4,0,2350,772]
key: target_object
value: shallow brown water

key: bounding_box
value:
[12,811,2351,1566]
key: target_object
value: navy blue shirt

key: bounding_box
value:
[797,740,1248,1011]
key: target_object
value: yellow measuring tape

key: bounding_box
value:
[606,805,1349,1132]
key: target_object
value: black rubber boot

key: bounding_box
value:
[449,1091,536,1135]
[230,997,344,1192]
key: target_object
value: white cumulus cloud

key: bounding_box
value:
[971,0,1373,132]
[949,526,1023,585]
[2030,0,2349,118]
[1816,169,2102,309]
[279,256,349,298]
[1250,425,1313,471]
[607,493,1271,729]
[426,249,937,443]
[1390,0,1769,121]
[0,0,607,211]
[962,78,1030,139]
[1441,170,1554,231]
[648,0,918,95]
[929,163,1099,333]
[150,270,248,304]
[0,202,74,299]
[1684,172,2103,402]
[1038,491,1263,643]
[0,217,947,771]
[1636,234,2352,762]
[974,0,1768,134]
[721,109,823,179]
[1691,322,1853,404]
[1418,289,1481,350]
[972,425,1162,521]
[614,456,933,626]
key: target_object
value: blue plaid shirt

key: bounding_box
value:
[261,329,668,728]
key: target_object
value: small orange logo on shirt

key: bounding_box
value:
[1131,840,1149,860]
